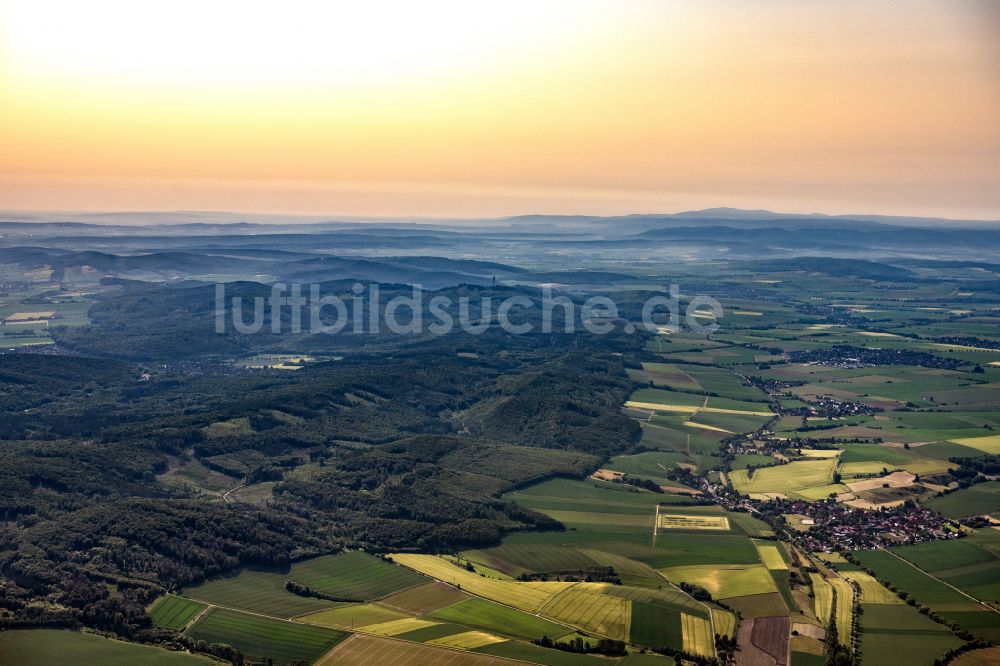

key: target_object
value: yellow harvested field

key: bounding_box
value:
[754,542,788,570]
[711,608,737,638]
[540,584,630,640]
[811,574,832,622]
[297,604,410,629]
[663,564,777,599]
[657,513,729,531]
[732,311,763,316]
[798,449,841,458]
[812,575,853,645]
[681,612,715,658]
[858,331,900,338]
[683,421,733,433]
[625,401,772,416]
[730,458,837,496]
[426,631,508,650]
[839,572,900,604]
[391,554,570,613]
[4,311,55,321]
[358,617,438,636]
[846,471,915,493]
[950,435,1000,455]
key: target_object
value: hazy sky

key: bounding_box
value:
[1,0,998,219]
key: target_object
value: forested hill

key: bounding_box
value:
[0,303,645,641]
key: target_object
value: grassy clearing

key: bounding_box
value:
[0,629,214,665]
[540,583,631,640]
[186,607,346,665]
[148,594,207,630]
[430,597,570,640]
[391,554,571,613]
[662,564,777,599]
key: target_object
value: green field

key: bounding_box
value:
[537,584,631,640]
[662,563,777,599]
[391,554,571,613]
[628,601,683,650]
[854,548,989,603]
[924,482,1000,518]
[148,594,207,630]
[297,603,410,630]
[182,568,337,617]
[186,607,346,665]
[729,458,840,499]
[379,581,469,614]
[810,574,852,646]
[477,639,615,665]
[858,603,961,666]
[286,552,427,601]
[182,552,425,617]
[0,629,215,665]
[430,597,572,640]
[466,543,601,575]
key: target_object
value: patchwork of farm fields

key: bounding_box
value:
[181,552,425,618]
[850,548,1000,642]
[186,607,347,664]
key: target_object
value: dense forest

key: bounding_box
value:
[0,281,647,642]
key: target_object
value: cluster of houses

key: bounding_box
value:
[766,498,956,551]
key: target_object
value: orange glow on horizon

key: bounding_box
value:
[1,0,998,219]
